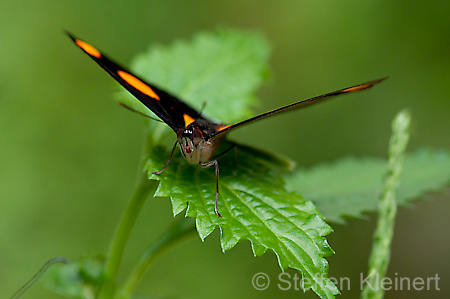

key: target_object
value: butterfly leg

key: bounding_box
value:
[200,159,221,218]
[152,141,178,175]
[213,143,236,160]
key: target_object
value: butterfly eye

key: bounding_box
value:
[192,129,203,145]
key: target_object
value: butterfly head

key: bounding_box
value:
[176,125,224,164]
[176,127,204,164]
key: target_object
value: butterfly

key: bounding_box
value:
[67,32,386,218]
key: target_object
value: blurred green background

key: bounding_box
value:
[1,1,449,298]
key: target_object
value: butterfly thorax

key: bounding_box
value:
[177,119,226,164]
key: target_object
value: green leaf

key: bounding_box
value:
[117,29,338,298]
[45,256,104,299]
[147,143,338,298]
[397,149,450,204]
[285,149,450,224]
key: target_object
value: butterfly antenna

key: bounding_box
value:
[199,101,207,116]
[118,103,163,123]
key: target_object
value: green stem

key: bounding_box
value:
[119,216,196,298]
[97,174,158,299]
[361,110,411,299]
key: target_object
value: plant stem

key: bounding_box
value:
[361,110,411,299]
[119,216,196,298]
[97,174,158,299]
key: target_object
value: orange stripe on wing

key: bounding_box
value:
[183,114,196,126]
[341,83,373,93]
[75,40,101,58]
[217,124,230,132]
[117,70,160,100]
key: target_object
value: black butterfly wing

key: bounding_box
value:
[211,77,387,137]
[67,32,203,131]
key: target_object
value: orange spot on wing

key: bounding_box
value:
[117,70,160,100]
[342,83,372,93]
[183,114,196,127]
[75,40,101,58]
